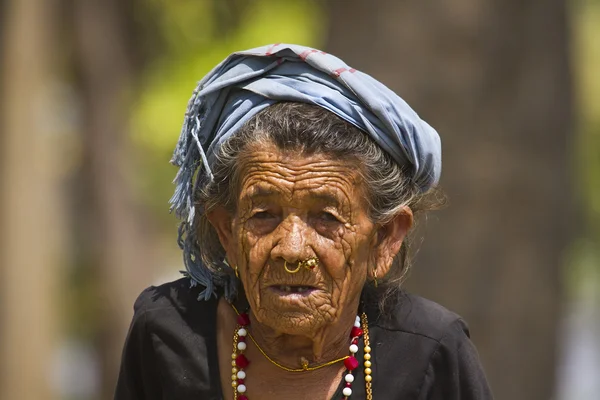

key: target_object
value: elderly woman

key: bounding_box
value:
[115,44,493,400]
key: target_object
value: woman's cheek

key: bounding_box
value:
[243,234,273,275]
[313,239,349,281]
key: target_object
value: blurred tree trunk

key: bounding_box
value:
[325,1,572,399]
[0,0,63,399]
[70,0,155,398]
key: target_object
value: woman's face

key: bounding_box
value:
[210,143,409,336]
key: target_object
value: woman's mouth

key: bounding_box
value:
[270,285,316,295]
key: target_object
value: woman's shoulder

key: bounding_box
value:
[370,291,470,343]
[131,277,217,322]
[368,293,493,399]
[116,278,221,399]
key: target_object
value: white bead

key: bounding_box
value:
[345,373,355,383]
[237,342,247,351]
[355,315,360,321]
[349,344,359,353]
[343,387,352,397]
[354,320,361,327]
[238,328,247,337]
[237,370,246,379]
[238,384,247,393]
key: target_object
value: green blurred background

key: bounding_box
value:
[1,0,598,399]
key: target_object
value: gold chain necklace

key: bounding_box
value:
[231,303,349,372]
[247,331,349,372]
[229,304,373,399]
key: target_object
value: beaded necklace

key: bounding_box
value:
[229,306,373,400]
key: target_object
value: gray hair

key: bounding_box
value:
[180,102,443,306]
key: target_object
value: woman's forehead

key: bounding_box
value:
[242,182,348,206]
[237,148,363,205]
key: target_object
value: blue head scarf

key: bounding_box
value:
[170,44,442,300]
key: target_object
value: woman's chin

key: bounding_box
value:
[256,289,334,333]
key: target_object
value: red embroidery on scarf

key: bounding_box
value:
[265,43,281,56]
[332,67,356,77]
[299,49,319,60]
[333,67,348,77]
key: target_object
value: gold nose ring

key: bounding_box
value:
[299,257,319,270]
[283,257,320,274]
[284,260,302,274]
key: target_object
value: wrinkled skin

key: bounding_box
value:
[209,143,412,366]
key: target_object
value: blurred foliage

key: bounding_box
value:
[575,0,600,228]
[567,0,600,295]
[129,0,323,225]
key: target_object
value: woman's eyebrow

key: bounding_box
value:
[307,191,343,207]
[244,186,281,202]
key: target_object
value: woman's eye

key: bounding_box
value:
[318,211,341,223]
[252,211,274,219]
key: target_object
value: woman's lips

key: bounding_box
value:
[269,285,317,296]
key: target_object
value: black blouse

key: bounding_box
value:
[115,278,493,399]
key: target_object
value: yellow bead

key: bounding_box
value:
[232,353,237,359]
[232,367,238,374]
[232,381,238,387]
[365,368,372,375]
[364,360,371,368]
[364,346,371,353]
[365,375,372,382]
[231,374,237,381]
[231,360,237,366]
[364,353,371,360]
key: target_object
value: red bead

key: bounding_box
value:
[237,379,245,385]
[235,354,250,368]
[238,396,248,400]
[346,382,352,387]
[239,336,246,342]
[237,313,251,326]
[351,338,358,345]
[344,356,359,371]
[350,327,363,338]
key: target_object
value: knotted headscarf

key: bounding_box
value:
[170,43,442,300]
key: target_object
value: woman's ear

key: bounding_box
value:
[206,206,234,252]
[370,206,414,279]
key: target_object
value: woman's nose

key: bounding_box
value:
[271,215,310,263]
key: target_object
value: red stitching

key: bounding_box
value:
[299,50,311,60]
[333,67,348,77]
[299,49,318,61]
[265,43,281,56]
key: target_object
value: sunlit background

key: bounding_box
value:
[1,0,599,399]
